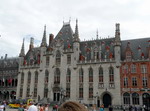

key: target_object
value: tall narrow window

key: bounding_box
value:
[45,70,49,84]
[21,73,24,84]
[66,68,71,83]
[67,55,71,64]
[99,67,103,83]
[20,88,23,97]
[27,72,31,84]
[132,93,139,105]
[79,87,83,98]
[89,87,93,98]
[33,88,37,97]
[54,68,60,84]
[142,77,147,87]
[132,77,137,87]
[131,64,136,73]
[141,64,147,74]
[35,71,38,84]
[109,67,114,82]
[46,56,49,66]
[123,92,130,104]
[44,89,48,98]
[56,50,61,65]
[124,77,128,87]
[79,68,84,83]
[66,87,70,98]
[89,67,93,82]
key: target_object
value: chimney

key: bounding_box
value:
[49,34,54,45]
[29,37,34,50]
[5,54,7,59]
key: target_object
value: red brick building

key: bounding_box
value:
[121,39,150,108]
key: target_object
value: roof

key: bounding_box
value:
[54,23,74,49]
[121,38,150,60]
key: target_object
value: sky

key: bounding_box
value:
[0,0,150,57]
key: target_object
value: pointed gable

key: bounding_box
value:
[54,22,74,49]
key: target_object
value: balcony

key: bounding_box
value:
[20,64,40,69]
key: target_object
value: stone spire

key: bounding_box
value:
[19,38,25,57]
[115,23,121,46]
[41,25,47,47]
[96,29,99,40]
[73,19,80,42]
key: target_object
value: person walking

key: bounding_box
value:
[0,103,5,111]
[28,102,38,111]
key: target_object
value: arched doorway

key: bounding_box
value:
[103,93,112,108]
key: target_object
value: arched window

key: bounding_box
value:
[27,72,31,84]
[79,68,84,83]
[123,92,130,104]
[45,70,49,83]
[142,93,150,107]
[54,68,60,84]
[109,66,114,82]
[132,93,139,105]
[89,67,93,82]
[56,50,61,65]
[99,67,103,83]
[21,73,24,84]
[66,68,71,83]
[15,79,18,87]
[35,71,38,84]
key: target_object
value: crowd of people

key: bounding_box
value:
[0,100,149,111]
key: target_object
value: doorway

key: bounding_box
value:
[103,93,112,108]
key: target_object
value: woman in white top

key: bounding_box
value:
[0,103,5,111]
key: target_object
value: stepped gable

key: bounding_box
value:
[80,38,115,60]
[54,22,74,49]
[121,37,150,60]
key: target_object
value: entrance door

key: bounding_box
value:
[103,93,111,108]
[97,99,100,107]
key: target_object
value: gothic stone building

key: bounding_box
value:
[16,21,149,107]
[0,54,19,101]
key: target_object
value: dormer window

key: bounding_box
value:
[126,52,132,61]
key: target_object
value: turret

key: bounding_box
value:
[73,19,80,42]
[73,19,80,68]
[114,23,121,67]
[19,38,25,57]
[41,25,47,47]
[115,23,121,46]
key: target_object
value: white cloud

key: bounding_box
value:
[0,0,150,57]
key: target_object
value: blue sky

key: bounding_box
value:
[0,0,150,57]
